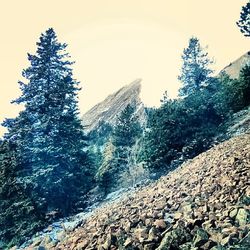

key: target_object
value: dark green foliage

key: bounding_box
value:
[141,85,226,172]
[238,64,250,108]
[95,140,117,194]
[3,28,94,220]
[178,37,214,96]
[88,145,103,172]
[87,122,114,179]
[113,104,142,148]
[217,65,250,113]
[89,121,113,146]
[0,141,46,248]
[237,2,250,37]
[113,104,142,171]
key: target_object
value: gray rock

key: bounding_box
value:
[156,226,191,250]
[81,79,147,133]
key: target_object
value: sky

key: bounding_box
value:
[0,0,249,136]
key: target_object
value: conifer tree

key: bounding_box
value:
[95,139,117,194]
[178,37,213,96]
[237,2,250,37]
[0,141,44,248]
[3,28,93,215]
[112,104,141,170]
[113,104,141,148]
[96,105,142,192]
[142,85,225,172]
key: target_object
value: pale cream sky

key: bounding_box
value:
[0,0,249,136]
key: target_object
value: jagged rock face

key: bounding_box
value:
[81,79,147,133]
[34,134,249,250]
[219,51,250,79]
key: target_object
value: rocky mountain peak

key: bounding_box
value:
[219,51,250,78]
[82,79,146,133]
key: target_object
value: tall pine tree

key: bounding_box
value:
[178,37,213,96]
[3,28,93,215]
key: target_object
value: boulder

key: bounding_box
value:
[156,226,191,250]
[134,227,148,242]
[123,237,132,247]
[229,208,238,219]
[153,219,167,230]
[235,208,249,226]
[193,229,209,247]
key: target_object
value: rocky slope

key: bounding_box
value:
[25,134,250,250]
[219,51,250,79]
[225,106,250,138]
[81,79,147,133]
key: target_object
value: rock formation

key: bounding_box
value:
[81,79,147,133]
[219,51,250,79]
[25,134,250,249]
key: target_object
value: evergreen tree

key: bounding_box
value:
[213,62,250,116]
[112,104,141,172]
[220,64,250,112]
[89,121,113,146]
[142,87,225,172]
[88,144,103,173]
[141,99,184,171]
[178,37,214,96]
[3,28,93,215]
[95,139,117,194]
[237,2,250,37]
[239,64,250,107]
[112,104,142,184]
[96,104,142,192]
[0,141,45,248]
[113,104,141,148]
